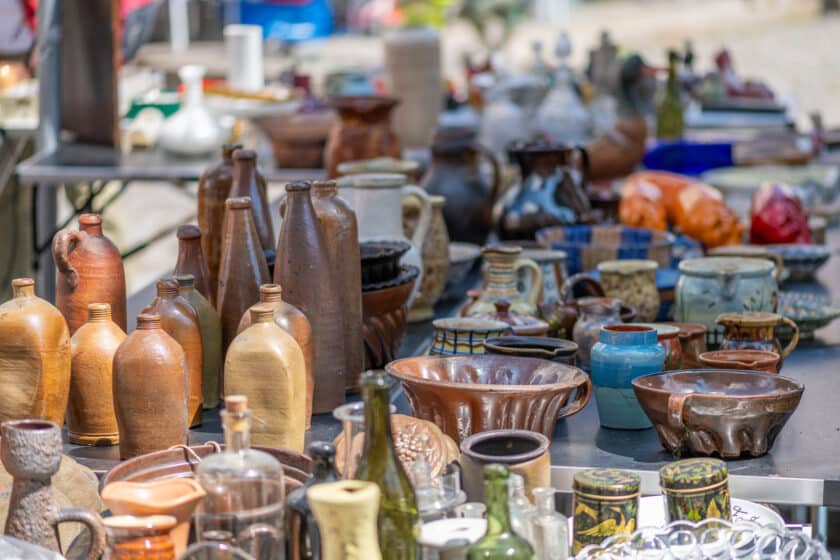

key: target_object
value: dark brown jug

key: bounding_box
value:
[275,182,346,413]
[229,149,275,257]
[324,95,401,179]
[174,225,214,305]
[52,213,127,334]
[176,274,223,410]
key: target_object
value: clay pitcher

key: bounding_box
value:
[405,194,451,322]
[174,225,214,305]
[1,419,105,559]
[275,182,346,413]
[52,213,127,334]
[225,304,307,451]
[324,95,401,179]
[229,149,275,258]
[68,303,125,446]
[144,279,203,427]
[307,480,382,560]
[113,313,189,459]
[175,274,222,410]
[0,278,70,424]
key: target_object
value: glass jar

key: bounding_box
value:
[571,297,622,369]
[572,469,640,555]
[104,515,176,560]
[659,458,731,523]
[332,401,396,479]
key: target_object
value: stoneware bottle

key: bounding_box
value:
[0,278,70,424]
[1,419,106,560]
[68,303,125,446]
[174,224,214,304]
[197,143,241,300]
[275,181,346,413]
[52,213,127,334]
[113,313,189,459]
[175,274,222,410]
[237,283,314,423]
[307,480,383,560]
[229,149,275,256]
[217,196,270,354]
[145,279,203,427]
[224,303,307,452]
[312,180,364,391]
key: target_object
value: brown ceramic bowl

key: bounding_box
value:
[698,349,781,373]
[484,336,578,366]
[362,267,418,371]
[632,369,803,458]
[385,355,591,444]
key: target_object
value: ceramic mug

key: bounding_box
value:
[429,317,510,356]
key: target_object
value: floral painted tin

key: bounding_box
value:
[659,458,731,523]
[572,469,640,554]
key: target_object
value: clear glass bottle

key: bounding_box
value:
[656,49,684,140]
[508,474,536,545]
[531,488,568,560]
[195,395,286,560]
[467,465,534,559]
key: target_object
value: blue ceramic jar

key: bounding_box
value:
[590,325,665,429]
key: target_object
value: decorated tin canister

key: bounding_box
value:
[659,458,731,523]
[572,469,640,554]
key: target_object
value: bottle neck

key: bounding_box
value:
[485,476,513,536]
[259,285,283,304]
[177,237,203,263]
[284,187,316,227]
[12,280,35,298]
[361,379,396,461]
[667,60,680,94]
[87,305,111,322]
[222,410,251,453]
[312,182,338,199]
[312,456,338,481]
[232,159,257,195]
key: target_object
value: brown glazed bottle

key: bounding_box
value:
[113,313,189,459]
[68,303,125,446]
[145,279,203,427]
[198,144,241,300]
[176,274,222,410]
[312,180,364,390]
[237,284,314,423]
[0,278,70,424]
[217,197,270,355]
[52,213,127,334]
[229,149,275,256]
[175,225,214,305]
[275,181,346,413]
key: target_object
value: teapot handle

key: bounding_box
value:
[51,229,87,290]
[514,257,543,310]
[475,143,503,204]
[52,508,105,560]
[779,317,800,358]
[402,185,433,253]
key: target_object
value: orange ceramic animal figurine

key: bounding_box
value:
[673,183,744,248]
[618,177,667,231]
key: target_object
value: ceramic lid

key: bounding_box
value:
[573,468,640,497]
[659,458,728,491]
[632,323,681,339]
[678,257,774,278]
[597,259,658,274]
[716,311,781,327]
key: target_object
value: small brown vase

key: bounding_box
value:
[275,182,346,413]
[406,194,451,322]
[174,225,214,305]
[217,196,270,355]
[197,144,241,301]
[0,278,70,425]
[113,313,189,460]
[145,280,203,427]
[52,213,127,334]
[104,515,177,560]
[229,149,275,256]
[175,274,222,410]
[224,304,307,451]
[237,284,314,423]
[68,303,125,446]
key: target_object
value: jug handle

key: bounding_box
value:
[514,257,543,309]
[51,229,87,289]
[779,317,800,358]
[475,143,503,204]
[402,185,433,252]
[52,507,105,560]
[768,253,784,282]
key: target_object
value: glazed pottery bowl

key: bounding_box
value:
[766,244,831,282]
[385,355,591,444]
[484,336,578,366]
[777,292,840,340]
[360,240,412,287]
[698,349,781,373]
[445,242,481,298]
[429,317,510,356]
[632,369,803,458]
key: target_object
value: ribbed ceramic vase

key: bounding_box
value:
[174,225,214,305]
[175,274,222,410]
[307,480,382,560]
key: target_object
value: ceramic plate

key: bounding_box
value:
[702,164,840,193]
[766,244,831,282]
[777,291,840,339]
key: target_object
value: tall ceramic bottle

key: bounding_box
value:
[145,279,203,427]
[198,144,241,299]
[113,313,189,459]
[224,303,307,451]
[275,181,346,413]
[68,303,125,446]
[308,480,383,560]
[217,197,270,354]
[237,284,314,422]
[174,225,214,304]
[312,180,364,390]
[175,274,222,410]
[229,149,275,258]
[0,278,70,424]
[467,465,534,560]
[52,213,126,334]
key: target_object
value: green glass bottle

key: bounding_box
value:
[468,464,534,559]
[356,370,419,560]
[656,49,684,140]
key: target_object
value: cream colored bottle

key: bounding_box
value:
[307,480,382,560]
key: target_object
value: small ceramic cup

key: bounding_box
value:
[429,317,510,356]
[698,349,781,373]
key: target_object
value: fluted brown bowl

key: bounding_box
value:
[632,369,803,458]
[385,355,591,444]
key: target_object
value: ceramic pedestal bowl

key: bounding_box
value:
[632,369,803,458]
[385,355,591,444]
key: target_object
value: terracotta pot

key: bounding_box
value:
[68,303,125,446]
[716,311,799,366]
[229,149,275,256]
[362,268,417,371]
[429,317,510,356]
[459,429,551,502]
[0,278,70,424]
[307,481,382,560]
[1,420,105,560]
[217,197,270,355]
[324,95,401,179]
[483,336,578,366]
[52,213,126,334]
[113,313,189,460]
[666,322,708,369]
[698,349,781,373]
[104,515,176,560]
[275,182,346,413]
[406,194,451,322]
[144,279,203,427]
[174,225,214,304]
[175,275,222,410]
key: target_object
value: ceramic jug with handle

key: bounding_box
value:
[464,245,543,318]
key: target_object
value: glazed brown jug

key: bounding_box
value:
[113,313,189,459]
[174,225,214,304]
[52,213,127,334]
[324,96,401,179]
[197,144,241,300]
[229,149,275,256]
[175,274,222,410]
[0,278,70,425]
[68,303,125,446]
[312,180,364,390]
[144,279,203,427]
[225,304,307,451]
[217,197,270,355]
[275,182,346,413]
[237,284,314,423]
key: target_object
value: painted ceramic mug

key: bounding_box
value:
[429,317,510,356]
[597,259,660,323]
